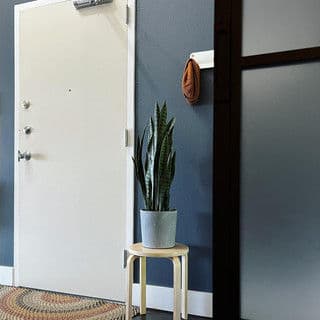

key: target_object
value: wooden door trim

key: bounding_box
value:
[213,0,242,318]
[126,0,136,249]
[242,46,320,69]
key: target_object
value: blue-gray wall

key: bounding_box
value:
[135,0,213,292]
[0,0,31,267]
[0,0,213,293]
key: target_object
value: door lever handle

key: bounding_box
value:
[18,150,32,162]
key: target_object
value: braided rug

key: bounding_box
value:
[0,286,138,320]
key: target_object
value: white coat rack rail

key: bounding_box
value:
[189,50,214,69]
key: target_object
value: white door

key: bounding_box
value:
[14,0,129,301]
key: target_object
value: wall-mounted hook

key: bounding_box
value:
[190,50,214,69]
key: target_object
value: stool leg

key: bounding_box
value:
[126,254,137,320]
[181,254,188,319]
[140,256,147,315]
[171,257,181,320]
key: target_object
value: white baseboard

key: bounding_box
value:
[133,284,212,318]
[0,266,13,286]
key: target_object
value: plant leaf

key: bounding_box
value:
[133,102,176,211]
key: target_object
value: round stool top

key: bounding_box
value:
[128,243,189,258]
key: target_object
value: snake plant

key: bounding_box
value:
[133,102,176,211]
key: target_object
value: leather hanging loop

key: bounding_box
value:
[181,58,201,105]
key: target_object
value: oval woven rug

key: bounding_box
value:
[0,285,139,320]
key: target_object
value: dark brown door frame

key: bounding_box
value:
[213,1,242,319]
[213,1,320,319]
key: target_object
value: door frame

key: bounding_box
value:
[13,0,136,286]
[213,1,242,319]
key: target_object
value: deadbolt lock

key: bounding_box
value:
[22,100,31,109]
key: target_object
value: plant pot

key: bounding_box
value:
[140,210,177,248]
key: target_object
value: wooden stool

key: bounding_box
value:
[125,243,189,320]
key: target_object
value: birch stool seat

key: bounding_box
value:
[125,243,189,320]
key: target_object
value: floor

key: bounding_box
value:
[133,309,210,320]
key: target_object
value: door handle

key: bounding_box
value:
[18,150,32,162]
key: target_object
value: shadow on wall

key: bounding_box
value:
[186,211,212,290]
[188,244,212,289]
[199,70,213,106]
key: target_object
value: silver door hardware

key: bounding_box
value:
[23,126,32,135]
[73,0,113,10]
[123,249,128,268]
[22,100,31,109]
[18,150,32,162]
[126,4,129,25]
[124,128,129,147]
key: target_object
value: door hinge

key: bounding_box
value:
[124,128,129,147]
[123,249,128,268]
[126,4,129,25]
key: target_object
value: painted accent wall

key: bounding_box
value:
[0,0,32,267]
[134,0,213,293]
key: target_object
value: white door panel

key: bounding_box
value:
[15,0,127,301]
